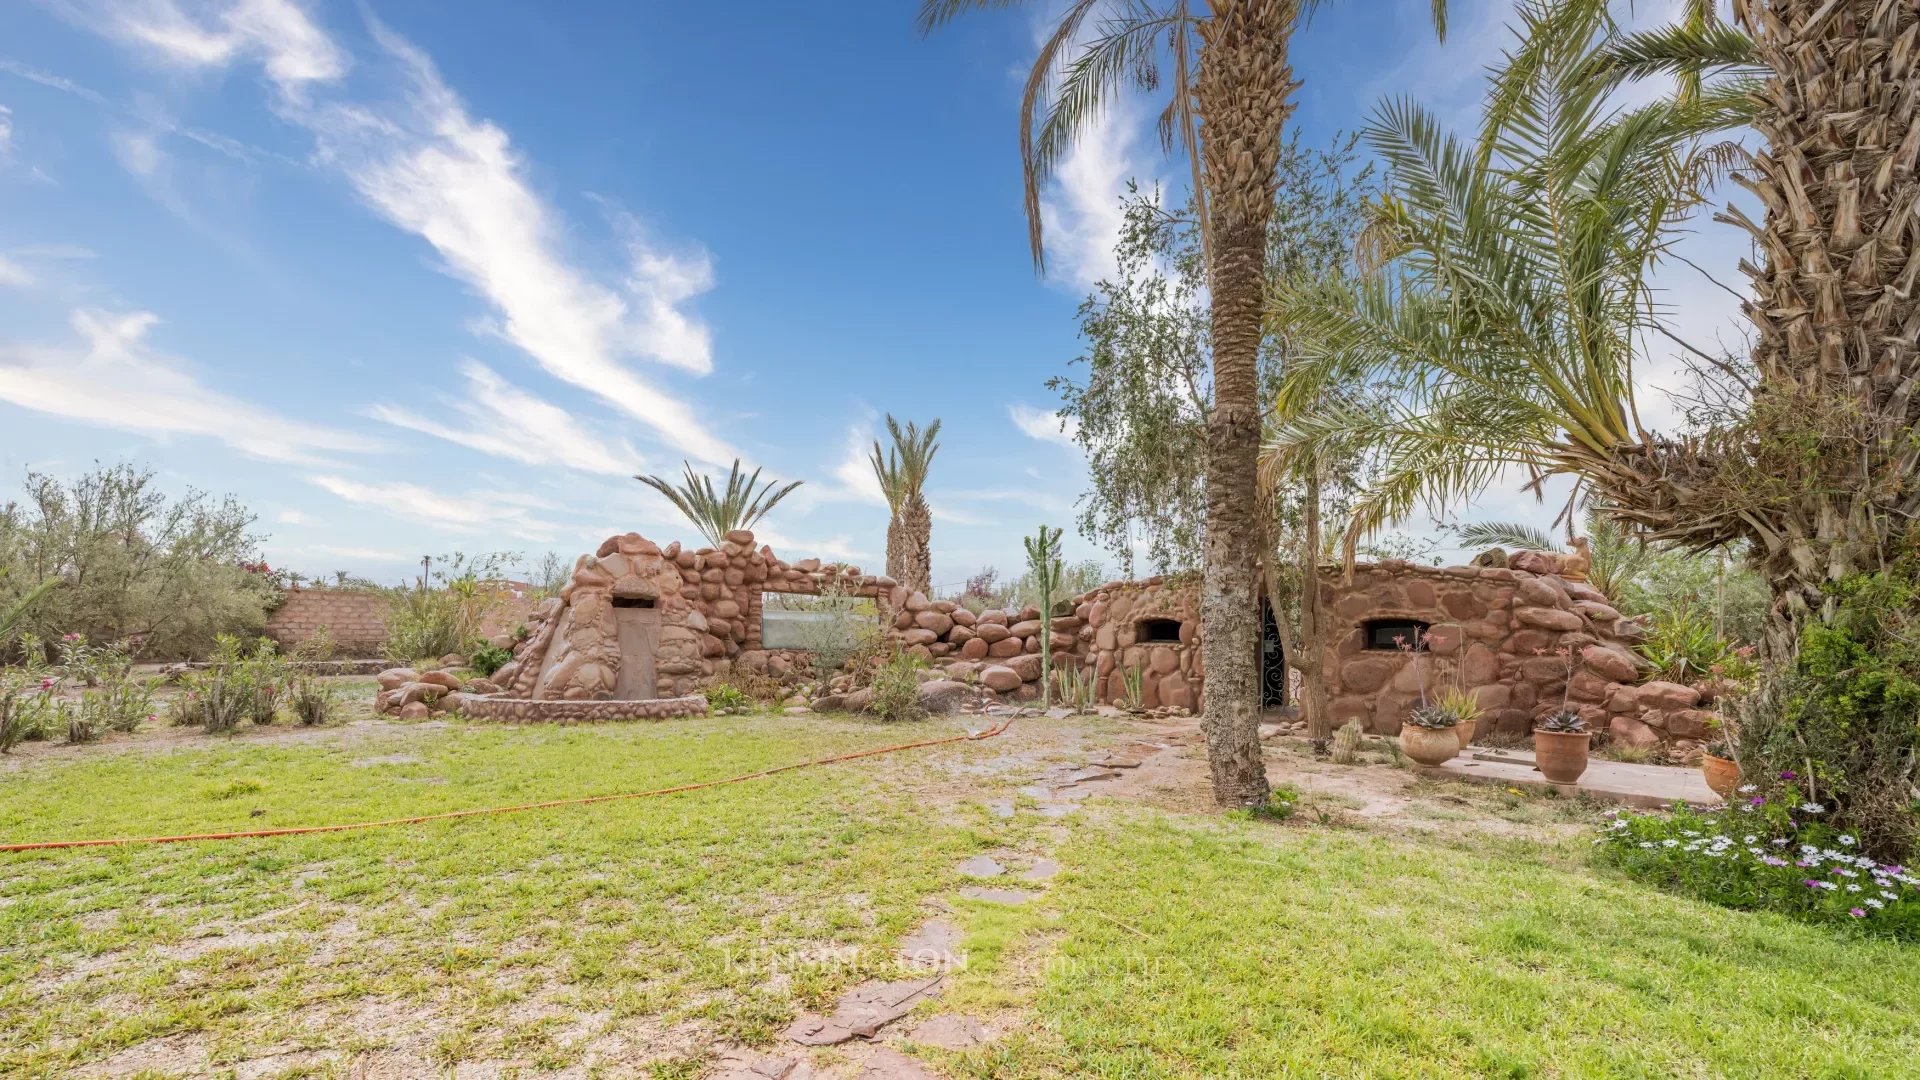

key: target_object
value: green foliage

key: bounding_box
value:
[867,416,942,511]
[1536,710,1587,734]
[783,581,881,678]
[1053,137,1380,573]
[1003,558,1106,613]
[0,635,60,752]
[1736,564,1920,857]
[704,683,751,713]
[1404,703,1458,729]
[1119,663,1146,713]
[173,635,290,734]
[1052,665,1098,714]
[1024,525,1064,707]
[0,463,277,659]
[635,459,802,549]
[469,644,513,677]
[1637,607,1757,684]
[57,635,154,736]
[866,652,926,723]
[1596,799,1920,940]
[383,552,518,663]
[1616,545,1769,644]
[1430,688,1480,726]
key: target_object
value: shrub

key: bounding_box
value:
[1595,792,1920,939]
[1638,607,1757,684]
[867,652,926,722]
[382,552,519,663]
[781,581,881,678]
[470,644,513,677]
[0,638,60,752]
[58,635,155,734]
[286,676,335,726]
[705,683,751,713]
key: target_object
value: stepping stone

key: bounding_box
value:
[710,1049,813,1079]
[905,1014,994,1051]
[783,976,944,1046]
[1017,783,1053,800]
[1019,859,1060,883]
[956,855,1005,878]
[1064,767,1121,785]
[898,919,964,972]
[855,1046,941,1079]
[1034,804,1077,819]
[958,885,1041,905]
[983,798,1014,819]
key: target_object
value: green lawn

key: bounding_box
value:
[3,711,1917,1078]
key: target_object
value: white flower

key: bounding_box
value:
[1845,884,1862,892]
[1640,842,1655,849]
[1883,891,1900,901]
[1662,839,1679,847]
[1839,834,1857,846]
[1867,899,1885,909]
[1737,784,1756,794]
[1801,844,1819,854]
[1772,838,1791,847]
[1800,803,1825,813]
[1743,835,1758,844]
[1835,868,1858,879]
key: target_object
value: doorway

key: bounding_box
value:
[612,596,660,700]
[1259,601,1288,708]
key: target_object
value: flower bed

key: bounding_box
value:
[1595,778,1920,938]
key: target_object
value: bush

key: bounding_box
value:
[867,652,926,722]
[1637,607,1758,684]
[286,675,335,726]
[470,644,513,677]
[0,639,60,752]
[58,635,155,735]
[0,463,278,659]
[1596,792,1920,939]
[382,552,520,663]
[175,635,287,733]
[704,683,751,713]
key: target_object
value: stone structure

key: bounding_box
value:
[1073,576,1201,711]
[266,588,534,657]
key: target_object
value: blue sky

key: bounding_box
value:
[0,0,1743,588]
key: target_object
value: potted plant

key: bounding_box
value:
[1700,715,1741,799]
[1401,703,1462,766]
[1533,710,1591,784]
[1435,685,1482,755]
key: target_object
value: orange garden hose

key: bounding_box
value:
[0,714,1017,854]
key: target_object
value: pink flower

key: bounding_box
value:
[1850,908,1867,918]
[39,677,55,690]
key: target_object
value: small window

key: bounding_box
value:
[612,596,656,609]
[1363,618,1429,651]
[1138,618,1182,644]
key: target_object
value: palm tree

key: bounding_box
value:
[635,460,802,549]
[1456,514,1653,604]
[921,0,1449,808]
[868,416,942,593]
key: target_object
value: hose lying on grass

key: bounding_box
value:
[1,714,1017,854]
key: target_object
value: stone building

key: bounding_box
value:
[484,528,1689,750]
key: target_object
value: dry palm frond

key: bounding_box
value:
[635,460,802,549]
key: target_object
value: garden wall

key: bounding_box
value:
[264,589,387,655]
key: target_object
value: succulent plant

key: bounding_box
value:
[1536,710,1588,734]
[1405,703,1460,729]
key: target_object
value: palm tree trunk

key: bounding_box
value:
[1728,0,1920,655]
[1298,464,1333,744]
[900,495,933,594]
[1196,0,1295,808]
[885,516,909,585]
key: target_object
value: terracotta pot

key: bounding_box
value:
[1701,753,1741,800]
[1533,729,1591,784]
[1454,716,1478,753]
[1401,724,1461,766]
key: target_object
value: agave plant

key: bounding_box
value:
[869,416,941,592]
[635,460,802,550]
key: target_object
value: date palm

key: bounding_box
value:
[921,0,1447,808]
[635,460,802,550]
[869,416,942,593]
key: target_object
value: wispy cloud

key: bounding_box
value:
[367,360,647,477]
[290,18,731,464]
[73,0,349,96]
[1008,403,1079,448]
[0,308,379,463]
[307,473,564,544]
[0,104,12,162]
[0,58,109,103]
[1038,101,1144,291]
[0,255,31,289]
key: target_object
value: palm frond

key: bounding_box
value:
[635,460,803,549]
[0,576,60,643]
[1456,521,1558,552]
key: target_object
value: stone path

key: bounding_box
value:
[1423,748,1717,808]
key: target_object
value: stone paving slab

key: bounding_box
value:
[783,977,944,1046]
[1421,749,1716,809]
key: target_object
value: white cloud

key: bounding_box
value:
[289,20,731,465]
[828,422,887,505]
[0,59,109,103]
[368,360,647,477]
[79,0,348,96]
[307,473,563,544]
[0,255,31,289]
[0,309,378,462]
[276,508,308,524]
[1008,403,1079,448]
[1038,101,1144,290]
[0,104,12,160]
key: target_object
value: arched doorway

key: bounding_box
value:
[1259,601,1288,708]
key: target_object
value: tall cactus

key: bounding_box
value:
[1023,524,1063,708]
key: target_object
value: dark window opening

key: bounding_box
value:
[612,595,656,609]
[1363,618,1429,651]
[1138,618,1182,644]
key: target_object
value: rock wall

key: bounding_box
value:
[1076,576,1201,710]
[264,589,387,655]
[1320,560,1653,741]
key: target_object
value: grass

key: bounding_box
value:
[941,814,1920,1079]
[4,709,1919,1078]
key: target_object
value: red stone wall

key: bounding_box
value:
[264,589,388,655]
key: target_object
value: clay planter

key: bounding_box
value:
[1701,753,1741,800]
[1533,729,1592,785]
[1401,724,1462,767]
[1454,717,1478,753]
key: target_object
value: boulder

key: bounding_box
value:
[1608,714,1661,748]
[914,610,955,637]
[1007,619,1044,638]
[918,680,973,714]
[439,653,468,669]
[399,702,431,720]
[376,667,419,691]
[950,608,977,627]
[948,625,976,645]
[419,670,463,692]
[978,665,1023,692]
[1580,644,1640,683]
[977,609,1009,626]
[1006,654,1044,682]
[975,623,1012,644]
[1667,708,1718,740]
[959,637,990,660]
[902,628,939,647]
[905,591,932,613]
[1515,606,1585,632]
[1638,680,1702,711]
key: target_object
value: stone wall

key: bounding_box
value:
[1076,576,1201,710]
[1320,560,1652,741]
[264,589,387,655]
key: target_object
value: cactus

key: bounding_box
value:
[1331,719,1365,765]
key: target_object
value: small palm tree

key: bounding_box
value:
[635,460,802,549]
[1455,514,1651,603]
[868,416,942,593]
